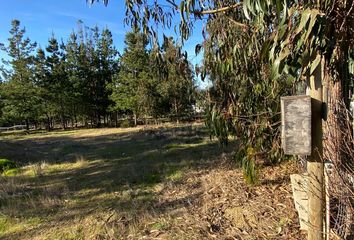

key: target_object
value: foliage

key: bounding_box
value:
[0,19,197,129]
[109,28,151,124]
[64,22,118,127]
[109,29,196,124]
[120,119,133,128]
[0,20,40,130]
[34,35,69,130]
[0,20,119,128]
[152,36,196,121]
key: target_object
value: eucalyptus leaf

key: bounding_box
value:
[310,54,321,75]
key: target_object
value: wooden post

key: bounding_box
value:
[324,162,333,240]
[307,56,324,240]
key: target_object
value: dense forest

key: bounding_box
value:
[0,20,197,130]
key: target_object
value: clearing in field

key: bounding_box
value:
[0,124,304,239]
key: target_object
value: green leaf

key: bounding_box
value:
[275,0,282,19]
[278,47,290,61]
[260,41,269,57]
[304,10,319,43]
[180,1,185,24]
[272,57,281,79]
[243,1,251,20]
[278,23,287,39]
[310,54,321,75]
[280,0,288,26]
[295,9,311,35]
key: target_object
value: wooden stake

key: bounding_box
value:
[307,56,324,240]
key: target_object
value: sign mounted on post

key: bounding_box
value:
[281,95,311,155]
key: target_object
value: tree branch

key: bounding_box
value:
[193,3,243,15]
[226,16,249,30]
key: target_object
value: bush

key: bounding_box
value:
[0,158,16,173]
[120,119,133,128]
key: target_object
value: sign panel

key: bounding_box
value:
[281,95,311,155]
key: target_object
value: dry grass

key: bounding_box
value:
[0,124,303,239]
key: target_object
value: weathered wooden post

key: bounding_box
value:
[306,58,324,240]
[281,57,324,240]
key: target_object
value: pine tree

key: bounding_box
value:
[110,28,151,125]
[0,19,40,130]
[65,31,83,126]
[97,28,118,126]
[45,34,69,129]
[34,47,54,130]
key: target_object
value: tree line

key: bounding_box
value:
[0,20,197,130]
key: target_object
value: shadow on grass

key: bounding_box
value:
[0,125,237,239]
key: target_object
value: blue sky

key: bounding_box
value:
[0,0,209,87]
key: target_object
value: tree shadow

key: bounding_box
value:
[0,125,237,239]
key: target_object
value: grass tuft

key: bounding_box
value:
[0,159,16,173]
[2,168,19,176]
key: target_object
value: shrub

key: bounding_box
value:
[120,119,133,128]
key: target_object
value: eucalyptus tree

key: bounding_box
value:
[157,36,195,123]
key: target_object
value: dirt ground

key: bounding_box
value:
[0,124,305,239]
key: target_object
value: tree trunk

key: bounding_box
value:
[174,99,179,124]
[61,114,66,130]
[46,114,51,131]
[323,42,352,172]
[133,113,137,126]
[50,117,54,130]
[324,70,345,167]
[97,114,101,128]
[25,119,29,131]
[322,46,353,239]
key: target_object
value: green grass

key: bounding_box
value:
[0,158,16,172]
[2,168,19,176]
[0,124,237,239]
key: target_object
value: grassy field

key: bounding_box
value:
[0,124,304,239]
